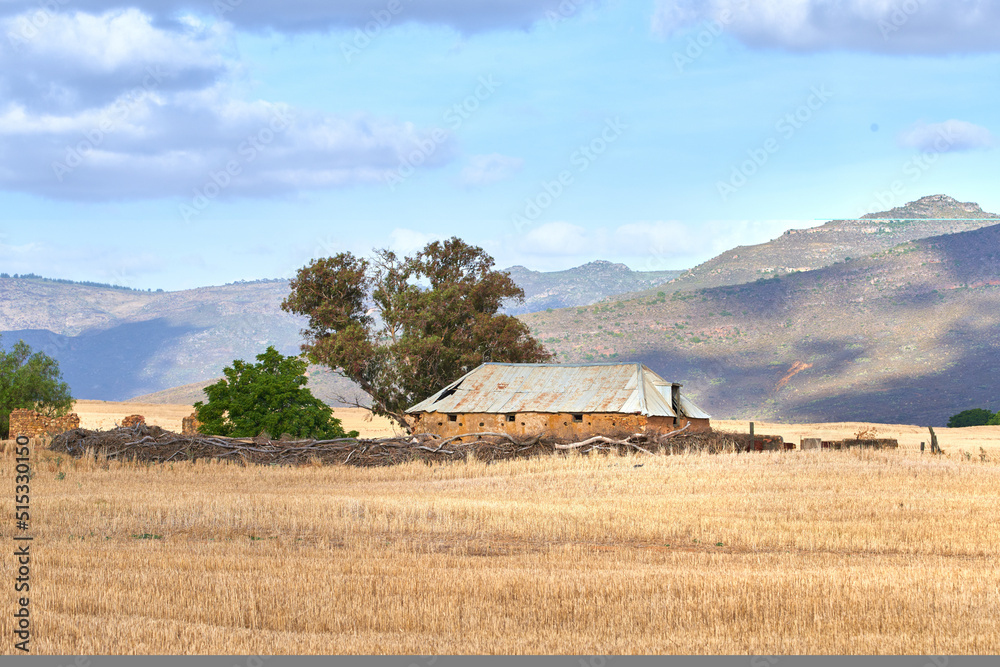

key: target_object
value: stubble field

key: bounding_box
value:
[1,404,998,654]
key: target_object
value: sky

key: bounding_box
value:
[0,0,998,291]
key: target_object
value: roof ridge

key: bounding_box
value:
[635,364,647,414]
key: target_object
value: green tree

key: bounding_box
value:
[282,237,552,429]
[193,346,358,439]
[989,412,1000,427]
[946,408,995,428]
[0,335,73,439]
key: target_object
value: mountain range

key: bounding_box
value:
[523,196,1000,425]
[0,259,678,403]
[3,194,998,425]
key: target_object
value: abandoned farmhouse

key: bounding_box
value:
[406,362,711,439]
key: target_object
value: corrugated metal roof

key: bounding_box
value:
[406,363,711,419]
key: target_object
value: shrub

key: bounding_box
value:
[194,346,358,440]
[947,409,995,428]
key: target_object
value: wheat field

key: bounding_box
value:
[1,421,998,654]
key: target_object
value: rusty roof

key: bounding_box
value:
[406,363,710,419]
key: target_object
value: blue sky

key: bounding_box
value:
[1,0,998,290]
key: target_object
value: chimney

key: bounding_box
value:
[671,384,682,419]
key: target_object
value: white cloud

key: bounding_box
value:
[459,153,524,186]
[652,0,1000,54]
[0,10,458,201]
[1,9,230,114]
[898,120,994,152]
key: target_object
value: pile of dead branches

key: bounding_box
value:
[48,424,761,468]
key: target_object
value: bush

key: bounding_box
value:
[194,346,358,440]
[947,408,995,428]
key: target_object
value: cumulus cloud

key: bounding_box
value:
[652,0,1000,54]
[898,120,994,152]
[0,10,458,201]
[459,153,524,187]
[1,9,229,113]
[0,0,599,34]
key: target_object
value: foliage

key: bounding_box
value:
[0,335,73,439]
[282,237,552,428]
[193,346,357,439]
[947,408,995,428]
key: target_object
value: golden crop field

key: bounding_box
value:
[71,401,406,439]
[1,418,998,655]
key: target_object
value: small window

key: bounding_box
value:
[479,422,485,427]
[572,414,583,423]
[506,415,516,422]
[448,415,458,422]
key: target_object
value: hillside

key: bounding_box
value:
[522,221,1000,425]
[0,280,305,400]
[129,366,370,408]
[503,261,682,314]
[658,195,999,294]
[0,263,672,401]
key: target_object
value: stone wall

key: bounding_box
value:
[8,409,80,437]
[182,413,202,435]
[121,415,145,428]
[410,411,711,440]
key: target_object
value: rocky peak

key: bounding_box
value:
[862,195,994,220]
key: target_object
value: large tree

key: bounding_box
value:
[282,237,552,429]
[0,335,73,439]
[193,346,358,440]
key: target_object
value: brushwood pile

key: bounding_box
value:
[47,424,776,467]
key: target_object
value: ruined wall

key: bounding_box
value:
[121,415,145,428]
[182,413,202,435]
[646,416,712,434]
[8,409,80,437]
[410,412,712,440]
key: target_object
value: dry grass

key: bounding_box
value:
[1,425,998,655]
[72,401,403,439]
[714,419,1000,457]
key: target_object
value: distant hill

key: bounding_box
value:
[658,195,1000,294]
[503,261,682,314]
[0,261,676,401]
[129,367,370,408]
[522,218,1000,426]
[7,193,999,423]
[0,280,306,400]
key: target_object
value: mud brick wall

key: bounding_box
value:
[9,409,81,437]
[182,413,202,435]
[121,415,146,428]
[409,412,711,440]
